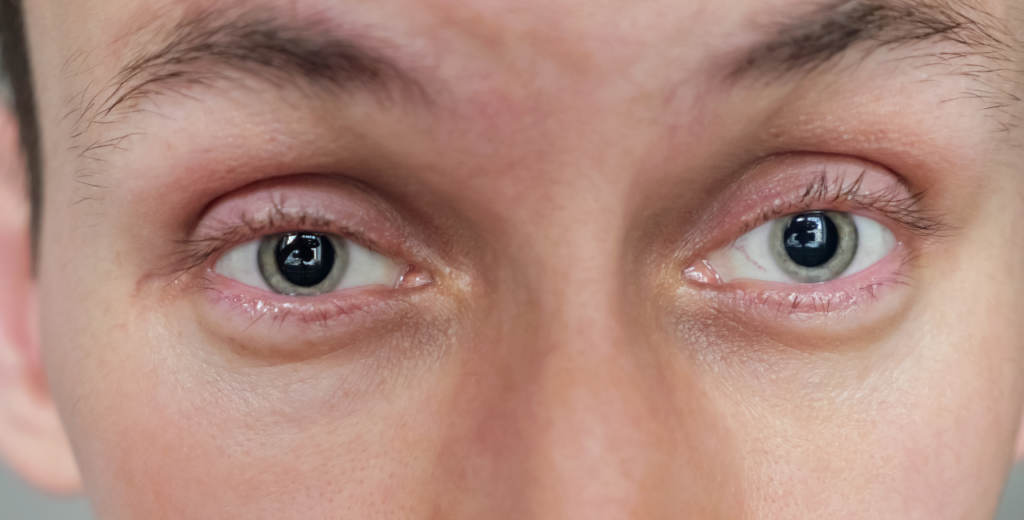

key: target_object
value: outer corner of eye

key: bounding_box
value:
[687,212,897,285]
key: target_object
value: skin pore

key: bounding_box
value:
[2,0,1024,518]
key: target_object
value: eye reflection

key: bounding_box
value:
[215,233,408,296]
[269,233,345,290]
[771,212,858,283]
[259,233,348,295]
[783,213,838,267]
[696,212,895,285]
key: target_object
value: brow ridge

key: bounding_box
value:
[732,0,1014,78]
[76,6,424,132]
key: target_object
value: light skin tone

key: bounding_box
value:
[2,0,1024,518]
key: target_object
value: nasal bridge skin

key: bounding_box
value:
[425,215,747,519]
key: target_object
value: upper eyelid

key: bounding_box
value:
[179,212,384,274]
[734,172,950,242]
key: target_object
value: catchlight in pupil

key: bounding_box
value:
[783,213,839,267]
[698,210,893,286]
[276,234,336,287]
[216,230,407,297]
[255,232,349,295]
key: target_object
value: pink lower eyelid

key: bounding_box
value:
[684,260,723,285]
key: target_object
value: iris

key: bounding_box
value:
[275,234,337,287]
[257,232,349,295]
[769,211,858,284]
[783,213,839,267]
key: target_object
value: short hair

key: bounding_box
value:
[0,0,42,253]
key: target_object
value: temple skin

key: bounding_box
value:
[1,0,1024,518]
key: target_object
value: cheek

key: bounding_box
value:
[710,315,1022,517]
[46,303,421,517]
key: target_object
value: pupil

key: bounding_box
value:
[274,233,336,287]
[783,212,839,268]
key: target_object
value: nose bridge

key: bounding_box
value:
[526,321,671,519]
[503,205,679,519]
[465,174,748,518]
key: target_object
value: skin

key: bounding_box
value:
[2,0,1024,518]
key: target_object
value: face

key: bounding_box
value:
[4,0,1024,517]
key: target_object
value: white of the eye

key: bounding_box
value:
[842,215,896,277]
[707,214,896,284]
[214,238,406,292]
[215,240,269,290]
[338,241,405,290]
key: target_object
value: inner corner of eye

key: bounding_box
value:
[690,211,897,286]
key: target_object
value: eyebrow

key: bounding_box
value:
[82,7,425,127]
[732,0,1013,78]
[77,0,1012,134]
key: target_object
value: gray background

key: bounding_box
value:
[2,462,1024,519]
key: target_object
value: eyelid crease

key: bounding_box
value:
[736,170,953,243]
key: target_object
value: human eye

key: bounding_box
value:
[681,156,946,317]
[215,232,406,296]
[170,177,439,347]
[701,212,896,284]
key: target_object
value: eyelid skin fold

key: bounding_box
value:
[678,154,940,320]
[176,175,434,275]
[158,176,445,362]
[682,155,947,257]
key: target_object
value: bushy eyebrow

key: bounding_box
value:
[68,0,1017,139]
[732,0,1014,78]
[74,6,425,130]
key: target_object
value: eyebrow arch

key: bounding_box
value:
[89,7,425,124]
[731,0,1012,79]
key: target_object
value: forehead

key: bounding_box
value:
[38,0,771,118]
[49,0,762,57]
[25,0,771,205]
[24,0,1018,219]
[33,0,1014,129]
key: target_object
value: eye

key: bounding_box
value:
[214,232,407,296]
[705,212,896,284]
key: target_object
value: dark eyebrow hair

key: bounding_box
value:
[732,0,1013,78]
[72,7,425,131]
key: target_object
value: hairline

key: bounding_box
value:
[0,0,42,259]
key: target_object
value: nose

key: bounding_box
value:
[440,215,745,519]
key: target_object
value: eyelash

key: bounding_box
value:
[681,169,947,318]
[737,171,949,242]
[175,204,381,277]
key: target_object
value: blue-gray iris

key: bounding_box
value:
[783,213,839,268]
[275,233,337,287]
